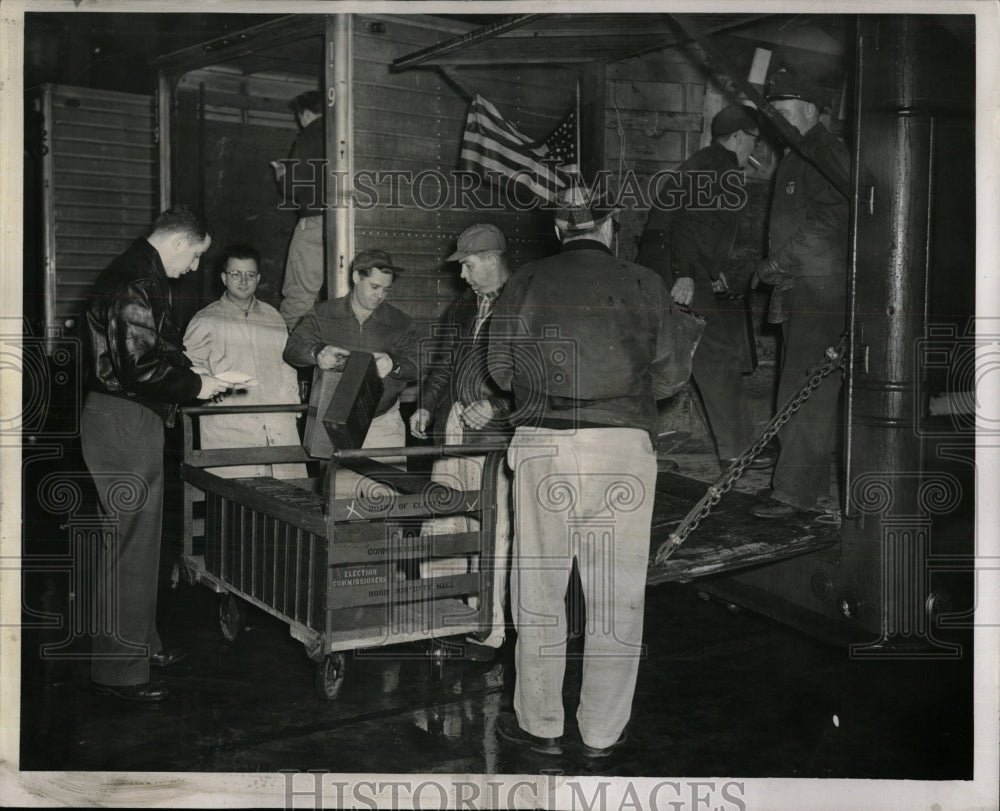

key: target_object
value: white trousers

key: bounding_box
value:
[507,426,656,749]
[418,403,511,648]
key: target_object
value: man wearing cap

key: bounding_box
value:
[639,103,774,470]
[489,189,700,758]
[283,248,417,450]
[410,223,515,660]
[750,69,850,518]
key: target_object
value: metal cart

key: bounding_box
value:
[179,403,508,700]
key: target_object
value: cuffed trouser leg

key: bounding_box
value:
[508,427,656,746]
[81,393,165,687]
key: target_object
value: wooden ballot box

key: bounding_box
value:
[303,351,383,457]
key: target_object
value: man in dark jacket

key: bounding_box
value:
[750,70,850,518]
[283,248,418,451]
[410,223,515,660]
[489,188,701,759]
[274,90,327,331]
[410,223,513,446]
[639,104,774,469]
[82,205,231,702]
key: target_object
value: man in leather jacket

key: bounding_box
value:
[81,205,230,702]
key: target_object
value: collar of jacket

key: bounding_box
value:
[220,292,258,313]
[708,139,740,168]
[335,292,397,326]
[132,237,169,282]
[560,239,612,255]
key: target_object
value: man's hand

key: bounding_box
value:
[460,399,494,430]
[270,160,286,183]
[711,272,729,294]
[410,408,431,440]
[754,257,785,288]
[372,352,394,379]
[197,374,233,400]
[316,345,350,370]
[670,277,695,306]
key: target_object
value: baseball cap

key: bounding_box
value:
[711,103,760,138]
[446,223,507,262]
[352,248,404,275]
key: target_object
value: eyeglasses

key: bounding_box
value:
[746,131,761,142]
[226,271,260,281]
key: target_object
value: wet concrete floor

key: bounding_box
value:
[17,448,974,780]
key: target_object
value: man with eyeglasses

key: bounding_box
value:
[638,103,775,472]
[184,244,306,479]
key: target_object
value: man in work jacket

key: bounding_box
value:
[488,187,701,759]
[751,69,850,518]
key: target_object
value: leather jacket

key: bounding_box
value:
[83,238,201,426]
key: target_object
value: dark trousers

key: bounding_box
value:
[691,322,753,459]
[81,392,164,686]
[690,291,754,460]
[771,281,846,509]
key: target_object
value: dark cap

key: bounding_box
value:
[352,248,404,275]
[766,69,828,109]
[711,104,760,138]
[554,185,620,235]
[446,223,507,262]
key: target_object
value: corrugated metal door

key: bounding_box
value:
[40,84,157,351]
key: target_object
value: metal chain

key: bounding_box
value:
[653,332,848,566]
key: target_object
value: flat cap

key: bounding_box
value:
[446,223,507,262]
[711,103,760,138]
[766,69,828,109]
[352,248,404,275]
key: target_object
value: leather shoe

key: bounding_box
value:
[95,681,168,703]
[463,640,496,663]
[721,451,778,471]
[582,729,627,758]
[748,450,778,470]
[750,497,797,519]
[496,711,562,755]
[656,454,680,473]
[150,647,189,668]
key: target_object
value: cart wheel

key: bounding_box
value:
[218,593,245,642]
[428,640,448,682]
[315,652,347,701]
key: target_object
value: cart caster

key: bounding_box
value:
[315,652,347,701]
[428,640,450,682]
[219,593,245,642]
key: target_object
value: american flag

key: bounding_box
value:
[458,95,578,203]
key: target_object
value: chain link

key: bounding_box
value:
[653,333,848,566]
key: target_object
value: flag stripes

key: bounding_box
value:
[458,94,577,203]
